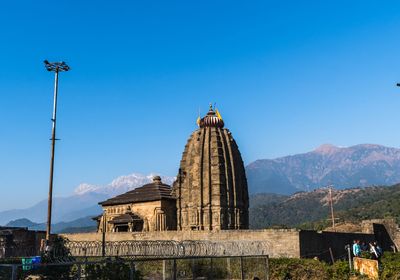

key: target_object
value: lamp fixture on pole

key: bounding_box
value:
[44,60,70,243]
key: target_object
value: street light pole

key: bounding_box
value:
[44,60,70,243]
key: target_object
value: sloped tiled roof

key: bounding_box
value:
[99,177,176,206]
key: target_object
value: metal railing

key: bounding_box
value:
[0,255,271,280]
[62,240,271,258]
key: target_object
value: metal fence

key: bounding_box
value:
[0,255,271,280]
[0,239,272,260]
[0,240,39,259]
[62,240,271,258]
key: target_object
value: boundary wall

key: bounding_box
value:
[62,229,384,261]
[62,229,301,258]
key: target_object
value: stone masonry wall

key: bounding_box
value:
[361,219,399,251]
[62,222,397,259]
[61,229,301,258]
[299,230,375,262]
[62,228,392,260]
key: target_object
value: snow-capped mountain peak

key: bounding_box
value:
[74,183,101,195]
[73,172,175,197]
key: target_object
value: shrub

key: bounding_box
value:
[327,261,351,280]
[269,258,330,280]
[380,252,400,279]
[85,258,142,280]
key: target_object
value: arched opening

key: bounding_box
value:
[109,212,144,232]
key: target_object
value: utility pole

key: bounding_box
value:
[328,185,337,230]
[44,60,70,243]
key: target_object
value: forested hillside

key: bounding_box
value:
[249,184,400,229]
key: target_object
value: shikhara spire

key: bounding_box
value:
[174,105,249,230]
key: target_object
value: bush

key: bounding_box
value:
[327,261,351,280]
[85,258,142,280]
[380,252,400,279]
[269,258,330,280]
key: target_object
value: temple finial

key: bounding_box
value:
[209,103,213,111]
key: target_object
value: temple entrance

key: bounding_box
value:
[132,220,144,231]
[110,212,144,232]
[115,225,129,232]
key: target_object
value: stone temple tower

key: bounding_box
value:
[173,105,249,231]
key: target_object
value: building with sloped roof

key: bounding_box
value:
[97,176,177,232]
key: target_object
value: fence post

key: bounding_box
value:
[226,257,231,279]
[240,256,244,280]
[345,244,353,271]
[11,265,17,280]
[209,258,213,279]
[77,263,82,280]
[129,261,135,280]
[173,259,177,280]
[265,255,270,280]
[191,258,195,280]
[162,259,166,280]
[329,247,335,264]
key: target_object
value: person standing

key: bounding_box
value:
[370,241,383,260]
[352,240,361,257]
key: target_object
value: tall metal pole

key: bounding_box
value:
[46,69,59,241]
[102,211,106,257]
[178,168,182,230]
[43,60,70,243]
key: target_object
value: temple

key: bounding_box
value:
[96,105,249,232]
[173,105,249,230]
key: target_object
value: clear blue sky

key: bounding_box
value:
[1,0,400,210]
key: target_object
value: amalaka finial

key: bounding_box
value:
[153,176,162,185]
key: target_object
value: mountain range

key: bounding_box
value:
[11,183,400,232]
[2,143,400,228]
[0,173,175,225]
[5,216,98,233]
[246,144,400,194]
